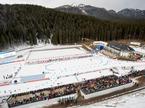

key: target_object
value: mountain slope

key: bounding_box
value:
[55,4,145,20]
[118,8,145,19]
[55,5,120,20]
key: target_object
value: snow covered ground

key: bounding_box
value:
[73,88,145,108]
[27,48,86,60]
[0,44,145,107]
[0,62,21,82]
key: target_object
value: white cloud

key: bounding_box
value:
[0,0,145,11]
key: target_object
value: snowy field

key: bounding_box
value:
[0,63,21,82]
[0,45,91,96]
[0,44,145,105]
[27,48,86,60]
[73,88,145,108]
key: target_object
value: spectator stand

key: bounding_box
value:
[80,75,135,99]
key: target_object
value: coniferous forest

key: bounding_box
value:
[0,4,145,49]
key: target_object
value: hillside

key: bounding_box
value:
[56,4,145,20]
[0,4,145,49]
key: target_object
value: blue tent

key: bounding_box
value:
[95,44,104,51]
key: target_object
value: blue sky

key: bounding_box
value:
[0,0,145,11]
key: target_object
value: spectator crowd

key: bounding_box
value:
[7,70,145,108]
[81,75,132,95]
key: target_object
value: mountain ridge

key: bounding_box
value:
[55,4,145,20]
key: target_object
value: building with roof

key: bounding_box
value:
[105,42,135,58]
[130,42,141,47]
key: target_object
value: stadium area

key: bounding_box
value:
[0,43,145,108]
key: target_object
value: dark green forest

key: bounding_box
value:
[0,4,145,49]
